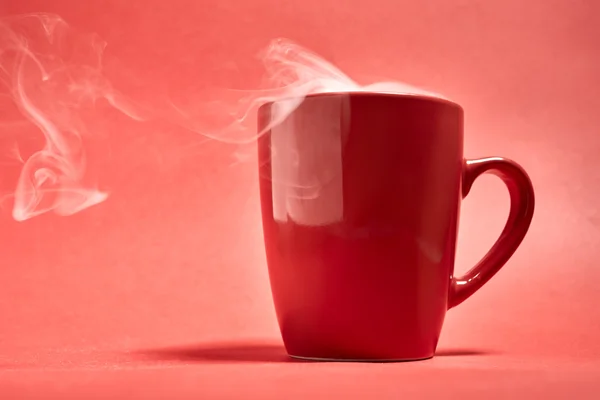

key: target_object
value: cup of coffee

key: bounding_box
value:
[257,92,534,361]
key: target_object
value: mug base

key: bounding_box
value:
[289,354,433,363]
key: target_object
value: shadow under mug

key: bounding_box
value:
[257,92,535,361]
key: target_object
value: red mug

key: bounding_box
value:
[257,92,535,361]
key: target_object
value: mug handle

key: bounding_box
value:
[448,157,535,309]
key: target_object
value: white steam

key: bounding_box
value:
[0,13,144,221]
[168,38,445,145]
[0,13,445,222]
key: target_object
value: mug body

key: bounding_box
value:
[257,92,464,361]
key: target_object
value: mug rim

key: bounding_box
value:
[258,91,463,113]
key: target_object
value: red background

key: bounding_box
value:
[1,0,599,398]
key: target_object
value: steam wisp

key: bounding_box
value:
[168,38,445,145]
[0,14,144,221]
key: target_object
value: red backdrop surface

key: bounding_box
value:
[1,0,599,398]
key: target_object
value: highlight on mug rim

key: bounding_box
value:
[258,91,464,114]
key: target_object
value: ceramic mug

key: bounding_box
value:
[257,92,535,361]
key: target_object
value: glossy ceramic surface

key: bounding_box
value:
[257,92,535,361]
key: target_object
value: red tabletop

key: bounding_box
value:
[1,0,599,398]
